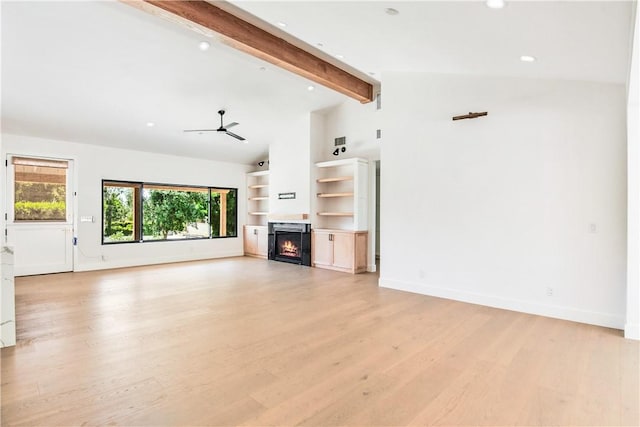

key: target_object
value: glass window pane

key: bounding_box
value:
[14,164,66,221]
[211,188,237,237]
[103,182,138,243]
[142,186,209,241]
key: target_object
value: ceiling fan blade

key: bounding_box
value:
[225,122,239,129]
[226,131,246,141]
[184,129,217,133]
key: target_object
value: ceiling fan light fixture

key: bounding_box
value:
[198,41,211,51]
[183,109,245,141]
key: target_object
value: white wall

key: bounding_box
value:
[268,114,312,218]
[1,133,248,272]
[321,98,380,162]
[626,3,640,340]
[379,73,628,329]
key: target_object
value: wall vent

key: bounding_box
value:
[376,92,382,110]
[334,136,346,146]
[376,129,382,139]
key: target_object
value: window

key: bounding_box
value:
[211,188,237,237]
[13,157,68,222]
[102,180,237,244]
[142,185,209,241]
[103,181,141,243]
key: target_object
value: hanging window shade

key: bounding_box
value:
[13,156,68,221]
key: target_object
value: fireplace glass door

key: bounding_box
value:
[275,232,302,262]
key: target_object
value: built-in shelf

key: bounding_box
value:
[316,176,353,183]
[317,212,354,217]
[247,170,269,226]
[317,192,354,198]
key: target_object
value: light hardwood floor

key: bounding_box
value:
[1,257,638,426]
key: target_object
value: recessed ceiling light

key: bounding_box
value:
[307,85,315,91]
[335,54,344,59]
[146,122,155,127]
[520,55,536,62]
[276,22,287,27]
[486,0,505,9]
[198,41,210,51]
[385,8,399,15]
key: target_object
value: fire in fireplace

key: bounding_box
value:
[279,239,301,258]
[268,222,311,266]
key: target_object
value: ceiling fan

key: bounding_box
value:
[184,109,246,141]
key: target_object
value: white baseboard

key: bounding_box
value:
[379,277,625,330]
[624,322,640,340]
[75,251,243,272]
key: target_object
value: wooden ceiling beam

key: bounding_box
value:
[127,0,374,103]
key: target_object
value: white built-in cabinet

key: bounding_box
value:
[312,229,367,274]
[313,158,368,273]
[244,225,268,259]
[245,170,269,258]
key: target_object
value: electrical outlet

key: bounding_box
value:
[589,223,597,233]
[546,287,553,297]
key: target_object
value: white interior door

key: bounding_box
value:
[5,155,74,276]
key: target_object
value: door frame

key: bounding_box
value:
[4,152,78,273]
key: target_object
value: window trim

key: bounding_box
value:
[101,179,238,245]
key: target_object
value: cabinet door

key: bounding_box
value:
[257,227,269,257]
[332,232,354,270]
[244,226,258,255]
[312,231,334,266]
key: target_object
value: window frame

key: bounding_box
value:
[101,179,238,245]
[209,186,238,239]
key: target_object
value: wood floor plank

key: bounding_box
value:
[1,256,638,426]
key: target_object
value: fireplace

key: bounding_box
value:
[268,222,311,266]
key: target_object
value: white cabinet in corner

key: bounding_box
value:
[312,229,367,274]
[244,225,268,259]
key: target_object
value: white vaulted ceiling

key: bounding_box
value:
[1,1,635,164]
